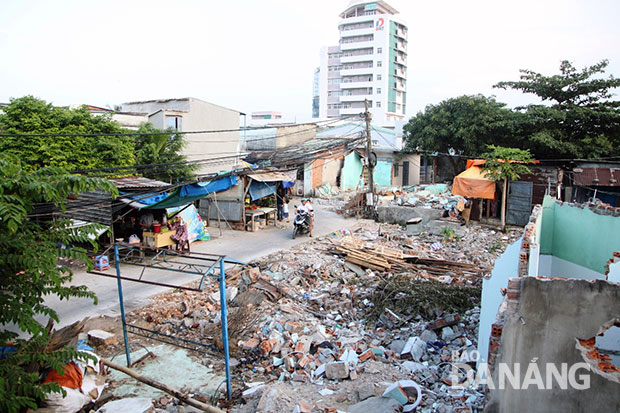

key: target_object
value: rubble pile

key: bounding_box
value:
[121,223,520,412]
[376,184,464,211]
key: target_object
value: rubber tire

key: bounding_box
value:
[292,226,298,239]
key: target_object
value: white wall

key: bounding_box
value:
[538,255,606,281]
[184,99,240,176]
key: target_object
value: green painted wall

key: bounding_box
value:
[540,196,620,274]
[373,160,392,188]
[342,152,362,190]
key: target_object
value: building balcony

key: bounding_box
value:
[327,109,341,117]
[340,53,375,64]
[340,67,374,77]
[340,40,375,51]
[394,56,406,65]
[340,106,367,116]
[339,25,375,36]
[341,80,373,89]
[394,29,408,40]
[340,93,372,102]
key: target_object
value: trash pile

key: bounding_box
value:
[120,223,521,412]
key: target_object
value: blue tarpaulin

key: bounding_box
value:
[144,175,238,209]
[282,181,295,189]
[126,192,169,205]
[249,180,277,201]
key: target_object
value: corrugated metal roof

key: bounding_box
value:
[63,191,112,225]
[248,170,297,182]
[573,168,620,187]
[109,176,170,189]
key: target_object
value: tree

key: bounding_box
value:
[494,59,620,159]
[403,95,525,175]
[134,123,197,182]
[482,145,534,232]
[0,96,135,173]
[0,156,117,412]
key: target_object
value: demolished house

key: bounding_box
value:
[480,196,620,411]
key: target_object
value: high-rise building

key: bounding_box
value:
[315,1,408,126]
[312,67,320,118]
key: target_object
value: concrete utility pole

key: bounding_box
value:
[364,99,374,198]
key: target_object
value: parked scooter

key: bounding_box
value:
[292,209,311,239]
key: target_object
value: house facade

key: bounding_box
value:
[120,97,243,176]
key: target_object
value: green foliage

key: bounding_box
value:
[494,59,620,159]
[368,277,481,321]
[134,123,197,182]
[440,226,457,242]
[0,156,116,411]
[0,96,135,173]
[404,60,620,162]
[403,94,523,156]
[481,145,534,181]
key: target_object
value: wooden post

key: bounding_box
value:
[501,178,508,232]
[102,359,225,413]
[364,99,374,197]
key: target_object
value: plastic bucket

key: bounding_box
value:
[153,223,161,233]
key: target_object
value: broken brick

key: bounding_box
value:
[427,313,461,331]
[242,337,260,350]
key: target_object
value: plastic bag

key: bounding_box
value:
[128,234,140,244]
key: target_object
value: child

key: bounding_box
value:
[283,197,290,223]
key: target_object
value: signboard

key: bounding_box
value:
[365,3,377,10]
[376,17,384,31]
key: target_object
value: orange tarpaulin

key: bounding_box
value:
[452,165,496,200]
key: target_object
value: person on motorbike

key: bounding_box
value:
[296,198,314,237]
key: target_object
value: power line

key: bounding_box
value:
[70,117,358,175]
[0,116,357,138]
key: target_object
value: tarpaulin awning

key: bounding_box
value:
[452,166,496,200]
[248,170,297,183]
[249,181,277,201]
[143,175,238,209]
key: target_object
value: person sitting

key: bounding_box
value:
[139,212,154,231]
[296,198,314,237]
[169,217,189,253]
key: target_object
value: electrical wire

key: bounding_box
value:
[0,115,358,138]
[68,117,358,176]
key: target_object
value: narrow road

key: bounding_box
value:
[43,201,362,329]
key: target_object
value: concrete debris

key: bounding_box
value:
[96,397,153,413]
[347,396,401,413]
[325,361,350,380]
[119,221,521,412]
[88,329,116,346]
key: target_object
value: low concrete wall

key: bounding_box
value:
[486,277,620,412]
[376,205,443,226]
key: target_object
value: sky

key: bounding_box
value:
[1,0,619,123]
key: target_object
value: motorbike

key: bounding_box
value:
[292,209,311,239]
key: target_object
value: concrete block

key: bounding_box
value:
[400,337,426,361]
[347,396,401,413]
[96,397,152,413]
[355,383,375,401]
[419,329,438,342]
[401,361,426,374]
[87,329,116,346]
[325,361,349,380]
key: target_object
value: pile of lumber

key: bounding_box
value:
[403,256,485,277]
[332,236,486,278]
[332,236,405,272]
